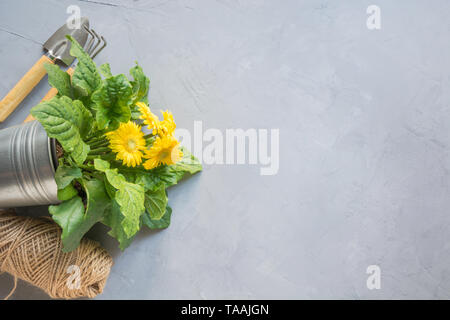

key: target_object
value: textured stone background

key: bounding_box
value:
[1,0,450,299]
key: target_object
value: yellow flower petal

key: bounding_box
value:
[106,121,146,167]
[143,135,183,170]
[159,110,176,136]
[136,102,161,134]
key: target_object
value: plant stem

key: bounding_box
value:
[89,147,110,154]
[89,140,109,149]
[86,134,107,144]
[86,154,115,161]
[78,164,94,171]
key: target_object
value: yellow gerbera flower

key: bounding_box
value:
[136,102,161,134]
[106,121,146,167]
[143,135,183,170]
[159,110,176,136]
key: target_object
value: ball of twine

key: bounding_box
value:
[0,209,113,299]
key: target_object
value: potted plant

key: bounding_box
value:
[0,36,201,251]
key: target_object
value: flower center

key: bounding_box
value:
[127,139,137,151]
[159,150,169,160]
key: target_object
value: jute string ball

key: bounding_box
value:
[0,209,113,299]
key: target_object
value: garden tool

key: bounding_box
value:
[23,26,107,123]
[0,18,90,122]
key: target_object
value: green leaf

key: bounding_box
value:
[105,169,127,189]
[54,165,82,189]
[129,63,149,104]
[31,96,90,165]
[57,184,78,201]
[171,147,203,175]
[95,160,145,237]
[73,100,94,138]
[144,183,168,220]
[142,206,172,229]
[99,63,113,78]
[94,158,111,172]
[82,178,111,225]
[130,104,142,121]
[159,147,202,186]
[103,200,136,250]
[92,74,133,130]
[104,178,117,199]
[116,181,145,237]
[49,178,110,252]
[67,35,102,97]
[137,147,202,190]
[44,63,73,98]
[137,168,178,191]
[94,159,126,189]
[49,196,84,252]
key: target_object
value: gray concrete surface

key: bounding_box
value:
[1,0,450,299]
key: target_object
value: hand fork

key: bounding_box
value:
[24,26,106,123]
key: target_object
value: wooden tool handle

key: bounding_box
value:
[24,67,75,123]
[0,55,54,122]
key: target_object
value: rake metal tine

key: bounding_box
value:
[89,29,102,57]
[91,35,107,59]
[83,25,96,55]
[77,26,106,60]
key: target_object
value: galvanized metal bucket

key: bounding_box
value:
[0,121,59,207]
